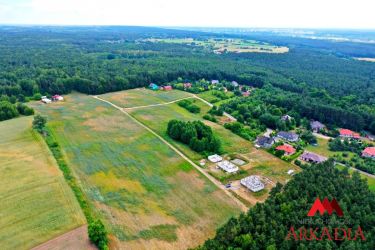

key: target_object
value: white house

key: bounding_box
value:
[41,96,52,104]
[240,176,265,192]
[217,161,239,174]
[208,154,223,163]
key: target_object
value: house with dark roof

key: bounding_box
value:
[300,151,327,164]
[310,120,326,132]
[276,144,296,155]
[255,136,275,148]
[277,131,299,142]
[362,147,375,159]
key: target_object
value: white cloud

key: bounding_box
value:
[0,0,374,28]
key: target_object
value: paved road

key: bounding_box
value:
[93,96,248,212]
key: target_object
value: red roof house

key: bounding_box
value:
[161,85,173,91]
[276,144,296,155]
[339,129,360,139]
[183,83,192,89]
[362,147,375,159]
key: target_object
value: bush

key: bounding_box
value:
[177,99,200,113]
[88,220,109,250]
[32,114,47,133]
[203,114,217,122]
[17,103,34,116]
[0,101,19,121]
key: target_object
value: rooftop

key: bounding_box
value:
[208,154,222,163]
[217,160,239,173]
[240,176,265,192]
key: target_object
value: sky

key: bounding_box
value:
[0,0,374,29]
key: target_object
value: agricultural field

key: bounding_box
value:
[105,90,299,203]
[99,88,193,108]
[29,93,241,249]
[0,117,85,250]
[144,38,289,54]
[197,90,235,106]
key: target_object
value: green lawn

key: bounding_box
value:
[0,117,85,249]
[121,93,298,186]
[336,165,375,192]
[99,88,193,108]
[29,93,241,249]
[197,90,235,106]
[306,137,356,158]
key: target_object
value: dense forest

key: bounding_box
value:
[0,26,374,132]
[199,161,375,249]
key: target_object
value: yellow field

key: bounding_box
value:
[0,117,85,250]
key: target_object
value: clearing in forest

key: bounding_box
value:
[0,117,85,250]
[29,93,241,249]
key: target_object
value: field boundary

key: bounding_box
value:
[93,95,248,212]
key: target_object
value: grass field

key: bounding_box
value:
[99,88,193,108]
[306,137,356,158]
[0,117,85,250]
[114,91,299,187]
[29,93,241,249]
[197,90,235,106]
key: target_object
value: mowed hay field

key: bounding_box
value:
[29,93,241,249]
[0,117,85,250]
[100,88,193,108]
[109,90,299,185]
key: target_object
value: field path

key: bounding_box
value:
[93,96,248,212]
[31,225,96,250]
[192,94,237,121]
[124,96,195,110]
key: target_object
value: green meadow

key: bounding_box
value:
[0,117,85,249]
[29,93,240,249]
[115,90,298,186]
[99,88,193,108]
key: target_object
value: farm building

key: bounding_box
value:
[41,96,51,104]
[161,85,173,91]
[240,176,265,192]
[339,128,360,139]
[275,144,296,155]
[300,151,327,164]
[310,120,325,132]
[217,161,239,174]
[149,83,159,90]
[362,147,375,159]
[255,136,274,148]
[211,80,219,84]
[208,154,222,163]
[52,95,64,101]
[277,131,299,142]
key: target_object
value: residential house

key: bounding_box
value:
[149,83,159,90]
[277,131,299,142]
[41,96,51,104]
[275,144,296,155]
[300,151,327,163]
[52,95,64,101]
[183,82,192,89]
[161,85,173,91]
[231,81,239,87]
[339,128,360,139]
[241,176,265,192]
[242,91,250,97]
[310,120,326,133]
[211,80,219,84]
[255,136,275,148]
[217,161,239,174]
[281,115,293,122]
[208,154,222,163]
[362,147,375,159]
